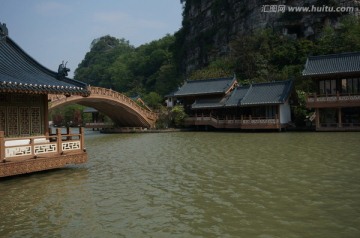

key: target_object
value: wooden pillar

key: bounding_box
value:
[56,128,62,155]
[80,127,85,151]
[66,127,71,141]
[277,105,280,124]
[44,94,49,136]
[338,108,342,128]
[30,138,35,158]
[0,131,5,161]
[315,108,320,130]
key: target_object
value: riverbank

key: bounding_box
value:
[99,125,316,134]
[100,127,191,134]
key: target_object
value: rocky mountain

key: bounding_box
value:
[179,0,359,73]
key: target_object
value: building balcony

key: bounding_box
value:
[0,128,87,177]
[306,93,360,108]
[185,114,282,130]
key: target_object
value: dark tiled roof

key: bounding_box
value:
[302,52,360,76]
[231,80,293,106]
[173,77,236,97]
[225,86,249,107]
[0,36,89,96]
[192,97,227,109]
[190,80,293,109]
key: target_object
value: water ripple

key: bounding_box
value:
[1,132,360,238]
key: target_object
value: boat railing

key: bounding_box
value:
[0,127,85,162]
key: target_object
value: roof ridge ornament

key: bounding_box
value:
[57,61,70,80]
[0,22,8,37]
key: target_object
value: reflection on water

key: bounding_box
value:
[1,131,360,237]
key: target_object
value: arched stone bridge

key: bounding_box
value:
[49,87,158,128]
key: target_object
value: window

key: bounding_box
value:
[0,93,44,137]
[319,79,338,95]
[353,78,359,93]
[347,78,354,94]
[342,79,347,93]
[319,80,325,94]
[330,79,336,95]
[266,106,276,118]
[325,80,331,94]
[341,78,360,94]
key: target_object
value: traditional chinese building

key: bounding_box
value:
[166,76,238,112]
[303,52,360,131]
[0,23,90,177]
[167,77,293,130]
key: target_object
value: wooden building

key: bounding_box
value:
[167,77,293,130]
[166,76,238,111]
[0,23,90,177]
[303,52,360,131]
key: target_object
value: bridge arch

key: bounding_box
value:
[49,87,157,128]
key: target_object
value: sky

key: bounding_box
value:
[0,0,183,77]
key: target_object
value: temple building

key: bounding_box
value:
[0,23,90,177]
[167,77,293,130]
[303,52,360,131]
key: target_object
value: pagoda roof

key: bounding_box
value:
[0,32,89,96]
[173,77,237,97]
[302,52,360,77]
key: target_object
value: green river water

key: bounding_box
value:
[0,131,359,238]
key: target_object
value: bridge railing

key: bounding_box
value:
[89,87,157,120]
[49,87,158,121]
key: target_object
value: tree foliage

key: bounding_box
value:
[185,16,360,91]
[74,34,183,98]
[314,16,360,55]
[73,15,360,110]
[50,105,90,127]
[75,35,134,88]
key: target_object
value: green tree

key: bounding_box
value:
[315,16,360,54]
[188,57,234,80]
[74,35,134,88]
[143,92,163,109]
[171,105,187,127]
